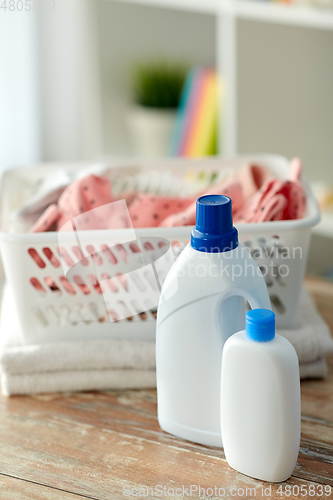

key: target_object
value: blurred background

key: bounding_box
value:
[1,0,333,277]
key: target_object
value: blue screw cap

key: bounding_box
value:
[191,195,238,253]
[246,309,275,342]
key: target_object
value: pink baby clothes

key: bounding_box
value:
[160,180,244,227]
[128,194,194,228]
[239,158,306,223]
[29,160,307,233]
[29,204,61,233]
[30,175,114,232]
[234,163,270,200]
[57,174,114,229]
[237,180,288,223]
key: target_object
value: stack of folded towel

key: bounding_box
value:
[0,283,332,396]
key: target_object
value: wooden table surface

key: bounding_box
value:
[0,277,332,500]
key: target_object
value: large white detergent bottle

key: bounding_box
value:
[156,194,271,447]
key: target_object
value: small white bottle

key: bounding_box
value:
[221,309,300,483]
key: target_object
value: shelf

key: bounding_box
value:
[230,0,333,30]
[313,212,333,239]
[110,0,219,14]
[111,0,333,30]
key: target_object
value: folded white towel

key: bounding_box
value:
[0,339,156,375]
[299,358,328,380]
[1,370,156,397]
[279,287,333,363]
[0,284,156,395]
[0,284,332,396]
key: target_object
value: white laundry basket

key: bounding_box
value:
[0,156,320,345]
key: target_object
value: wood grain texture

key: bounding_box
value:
[0,474,90,500]
[0,277,332,499]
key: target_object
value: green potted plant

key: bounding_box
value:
[128,61,186,158]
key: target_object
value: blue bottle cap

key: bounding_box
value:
[246,309,275,342]
[191,195,238,253]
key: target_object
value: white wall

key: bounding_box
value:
[0,11,41,170]
[96,1,333,183]
[238,19,333,183]
[96,1,216,156]
[0,1,104,169]
[2,0,331,184]
[38,0,103,161]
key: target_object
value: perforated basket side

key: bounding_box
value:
[0,229,191,344]
[0,156,320,343]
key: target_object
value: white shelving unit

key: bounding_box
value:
[111,0,333,158]
[112,0,333,27]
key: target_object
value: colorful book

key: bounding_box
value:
[169,67,220,158]
[169,68,197,156]
[186,70,219,157]
[179,69,208,156]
